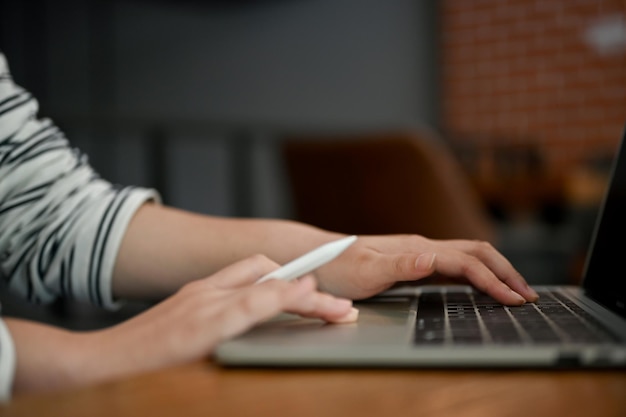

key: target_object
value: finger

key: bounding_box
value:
[377,252,438,283]
[206,254,281,289]
[351,251,438,296]
[284,277,358,323]
[432,250,527,305]
[213,276,317,342]
[316,248,439,299]
[442,240,538,302]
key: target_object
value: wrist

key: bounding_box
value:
[75,324,167,386]
[5,319,100,394]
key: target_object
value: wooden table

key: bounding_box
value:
[2,362,625,417]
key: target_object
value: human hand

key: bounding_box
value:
[315,235,538,305]
[87,255,357,382]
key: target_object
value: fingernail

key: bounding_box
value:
[334,298,353,310]
[334,307,359,324]
[415,253,437,271]
[528,287,539,301]
[510,289,526,304]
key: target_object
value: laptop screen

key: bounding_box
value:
[582,127,626,319]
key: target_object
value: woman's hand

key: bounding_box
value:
[315,234,539,305]
[112,204,537,309]
[8,255,357,395]
[88,254,357,382]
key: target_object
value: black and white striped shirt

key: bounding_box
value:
[0,52,159,400]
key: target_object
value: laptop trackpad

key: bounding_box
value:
[227,299,413,347]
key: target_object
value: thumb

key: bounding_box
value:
[386,252,437,282]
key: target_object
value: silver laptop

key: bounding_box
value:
[215,129,626,368]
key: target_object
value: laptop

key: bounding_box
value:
[215,129,626,368]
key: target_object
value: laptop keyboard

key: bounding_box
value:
[414,290,618,346]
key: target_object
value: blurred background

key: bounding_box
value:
[1,0,625,326]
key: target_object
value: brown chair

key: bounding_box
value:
[281,130,495,241]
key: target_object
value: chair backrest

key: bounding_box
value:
[281,130,495,241]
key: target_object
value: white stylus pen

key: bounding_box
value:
[256,235,357,284]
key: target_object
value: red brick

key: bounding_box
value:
[441,0,624,181]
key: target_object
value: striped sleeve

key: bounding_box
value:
[0,318,15,402]
[0,51,161,399]
[0,52,160,307]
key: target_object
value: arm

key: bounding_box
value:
[0,52,355,397]
[6,255,357,395]
[0,50,535,307]
[0,49,534,398]
[113,203,538,305]
[112,203,344,300]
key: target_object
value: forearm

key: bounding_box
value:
[5,319,144,395]
[112,203,345,300]
[4,318,100,394]
[5,308,220,396]
[5,256,356,397]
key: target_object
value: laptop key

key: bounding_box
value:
[413,289,619,347]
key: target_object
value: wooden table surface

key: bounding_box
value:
[2,362,625,417]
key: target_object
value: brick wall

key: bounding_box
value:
[442,0,626,177]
